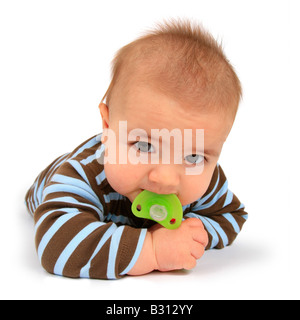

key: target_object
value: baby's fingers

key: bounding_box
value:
[192,228,209,248]
[190,242,205,260]
[182,256,197,270]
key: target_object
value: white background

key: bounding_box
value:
[1,0,299,300]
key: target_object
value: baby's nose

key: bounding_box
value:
[148,166,180,194]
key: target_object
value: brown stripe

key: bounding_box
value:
[40,214,91,274]
[35,209,69,250]
[67,135,100,159]
[63,222,114,278]
[89,238,112,279]
[116,226,142,276]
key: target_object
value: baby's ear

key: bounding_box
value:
[99,103,109,129]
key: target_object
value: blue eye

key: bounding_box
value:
[134,141,154,153]
[184,154,204,165]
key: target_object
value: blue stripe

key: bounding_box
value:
[33,153,70,209]
[106,213,131,224]
[103,192,123,203]
[53,153,70,168]
[51,174,92,193]
[223,190,233,207]
[96,133,102,142]
[43,196,104,220]
[48,174,102,210]
[200,217,220,248]
[196,180,228,211]
[182,204,191,212]
[204,216,229,247]
[120,229,147,275]
[80,143,105,165]
[238,203,245,210]
[96,143,105,157]
[24,197,34,216]
[35,209,57,233]
[80,154,97,165]
[37,212,81,262]
[95,170,106,185]
[222,213,240,234]
[25,195,34,216]
[53,222,104,275]
[192,169,221,210]
[80,224,117,278]
[106,226,125,279]
[35,208,80,234]
[32,176,40,209]
[67,159,90,185]
[71,136,100,159]
[36,176,46,205]
[42,184,101,210]
[185,212,229,248]
[46,153,70,180]
[185,212,220,248]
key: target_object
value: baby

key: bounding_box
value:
[25,20,248,279]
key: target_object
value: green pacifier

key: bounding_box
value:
[131,190,183,230]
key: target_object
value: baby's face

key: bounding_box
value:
[100,84,233,206]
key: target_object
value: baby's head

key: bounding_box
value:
[99,19,242,206]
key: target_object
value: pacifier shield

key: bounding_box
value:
[131,190,183,229]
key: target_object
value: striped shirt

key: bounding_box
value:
[25,134,248,280]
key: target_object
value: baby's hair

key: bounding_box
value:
[102,19,242,117]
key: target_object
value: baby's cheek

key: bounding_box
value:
[180,176,211,205]
[104,164,122,191]
[104,163,135,194]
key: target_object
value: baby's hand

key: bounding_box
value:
[150,218,208,271]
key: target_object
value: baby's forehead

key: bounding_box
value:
[117,63,236,121]
[124,105,231,145]
[110,73,235,140]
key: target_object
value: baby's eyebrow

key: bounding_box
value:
[127,128,150,140]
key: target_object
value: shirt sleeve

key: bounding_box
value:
[184,164,248,249]
[30,159,147,280]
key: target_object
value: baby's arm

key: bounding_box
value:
[128,218,208,275]
[27,157,147,280]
